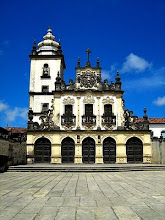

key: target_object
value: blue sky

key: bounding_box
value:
[0,0,165,128]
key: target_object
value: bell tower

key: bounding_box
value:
[28,28,66,123]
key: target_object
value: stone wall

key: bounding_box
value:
[0,139,27,165]
[151,138,165,164]
[8,142,27,165]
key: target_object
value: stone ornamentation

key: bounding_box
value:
[63,96,75,105]
[83,95,95,104]
[39,109,54,130]
[80,70,97,88]
[102,97,114,105]
[31,109,60,131]
[124,109,149,131]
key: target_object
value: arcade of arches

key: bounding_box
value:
[33,136,147,164]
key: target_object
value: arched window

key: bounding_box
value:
[41,63,50,78]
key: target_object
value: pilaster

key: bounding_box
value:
[97,97,101,129]
[116,144,127,163]
[95,144,103,163]
[143,143,152,163]
[75,144,82,163]
[51,144,61,163]
[27,144,34,164]
[77,97,81,129]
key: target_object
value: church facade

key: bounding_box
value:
[27,28,152,164]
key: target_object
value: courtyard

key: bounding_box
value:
[0,171,165,220]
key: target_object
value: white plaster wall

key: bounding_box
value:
[30,59,63,93]
[79,96,83,130]
[33,95,54,112]
[149,124,165,137]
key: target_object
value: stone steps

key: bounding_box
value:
[7,165,165,172]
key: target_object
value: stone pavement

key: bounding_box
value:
[0,171,165,220]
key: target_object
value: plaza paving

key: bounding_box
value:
[0,171,165,220]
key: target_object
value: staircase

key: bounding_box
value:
[7,164,165,172]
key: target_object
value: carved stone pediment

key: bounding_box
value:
[83,95,95,104]
[63,96,75,105]
[80,70,97,88]
[102,97,114,104]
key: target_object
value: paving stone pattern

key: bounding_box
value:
[0,171,165,220]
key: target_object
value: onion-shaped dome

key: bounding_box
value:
[37,28,61,55]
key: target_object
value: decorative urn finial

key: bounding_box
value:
[97,57,100,67]
[77,57,80,68]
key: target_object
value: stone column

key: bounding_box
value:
[51,144,61,163]
[116,144,127,163]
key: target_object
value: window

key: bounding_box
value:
[104,104,112,116]
[41,63,50,78]
[65,105,73,116]
[61,105,76,125]
[42,86,49,93]
[42,103,49,112]
[85,104,93,116]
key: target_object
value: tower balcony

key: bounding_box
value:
[82,115,96,126]
[61,114,76,126]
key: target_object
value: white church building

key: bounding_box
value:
[27,28,152,164]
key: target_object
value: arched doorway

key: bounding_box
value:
[103,137,116,163]
[126,137,143,163]
[34,138,51,163]
[61,137,75,163]
[82,137,95,163]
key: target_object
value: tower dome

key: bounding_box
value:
[37,28,61,55]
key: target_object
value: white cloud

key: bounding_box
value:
[121,53,152,73]
[101,70,111,81]
[0,101,8,112]
[124,66,165,89]
[0,101,28,123]
[153,96,165,106]
[5,107,28,122]
[101,65,117,81]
